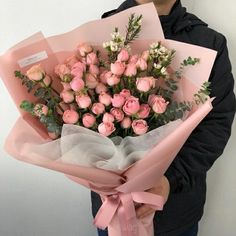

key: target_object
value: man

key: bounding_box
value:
[91,0,236,235]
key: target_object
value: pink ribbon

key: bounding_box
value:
[94,192,164,236]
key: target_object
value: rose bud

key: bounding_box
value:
[137,104,151,119]
[95,83,108,94]
[124,63,137,77]
[99,92,112,106]
[121,117,132,129]
[150,95,169,114]
[136,77,155,92]
[129,54,139,64]
[62,110,79,124]
[110,61,126,76]
[111,94,125,108]
[55,64,71,80]
[70,77,85,92]
[141,50,150,61]
[82,113,96,128]
[26,64,45,81]
[56,102,70,115]
[98,122,116,137]
[60,90,74,103]
[103,113,115,123]
[117,49,129,62]
[65,55,78,69]
[136,58,148,71]
[61,82,71,91]
[123,96,140,116]
[76,94,92,109]
[111,108,124,122]
[132,119,149,135]
[89,64,100,75]
[92,103,105,115]
[85,73,98,89]
[107,74,120,86]
[77,43,93,57]
[100,70,110,84]
[86,52,99,65]
[120,89,131,99]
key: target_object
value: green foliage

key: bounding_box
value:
[194,81,211,104]
[15,70,36,92]
[20,100,34,113]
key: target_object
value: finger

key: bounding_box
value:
[136,205,153,218]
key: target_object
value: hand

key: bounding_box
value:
[136,176,170,219]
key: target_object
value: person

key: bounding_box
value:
[91,0,236,235]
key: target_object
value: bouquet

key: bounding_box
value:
[0,3,217,236]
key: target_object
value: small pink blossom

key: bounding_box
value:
[62,110,79,124]
[136,76,155,92]
[124,63,137,77]
[60,90,74,103]
[76,94,92,109]
[70,77,85,91]
[82,113,96,128]
[132,119,149,135]
[92,103,105,115]
[111,108,124,122]
[111,61,126,76]
[103,113,115,123]
[123,96,140,115]
[111,94,125,108]
[121,117,132,129]
[98,122,116,137]
[26,64,45,81]
[99,92,112,106]
[117,49,129,62]
[137,104,151,119]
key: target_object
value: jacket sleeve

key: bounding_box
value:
[165,35,236,193]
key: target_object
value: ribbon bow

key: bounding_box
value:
[94,192,164,236]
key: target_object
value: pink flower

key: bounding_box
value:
[149,95,169,114]
[111,94,125,108]
[103,113,115,123]
[136,76,155,92]
[34,104,48,117]
[71,61,86,78]
[95,83,108,94]
[141,50,150,61]
[132,119,149,135]
[121,117,132,129]
[136,58,148,71]
[55,64,71,80]
[26,64,45,81]
[92,103,105,115]
[129,55,139,64]
[76,94,92,108]
[82,113,96,128]
[86,52,98,65]
[61,82,71,91]
[70,77,85,91]
[124,63,137,77]
[123,96,140,115]
[60,90,74,103]
[120,89,131,99]
[99,92,112,106]
[89,64,100,75]
[111,61,126,76]
[100,70,110,84]
[85,73,98,89]
[56,102,70,115]
[65,55,78,68]
[77,43,93,57]
[137,104,151,119]
[111,108,124,122]
[117,49,129,62]
[98,122,116,137]
[62,110,79,124]
[107,74,120,86]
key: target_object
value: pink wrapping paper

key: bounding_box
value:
[0,3,217,236]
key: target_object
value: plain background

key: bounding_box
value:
[0,0,235,235]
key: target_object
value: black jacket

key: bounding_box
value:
[91,1,236,235]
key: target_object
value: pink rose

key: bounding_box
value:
[34,104,48,117]
[117,49,129,62]
[98,122,116,137]
[99,70,110,84]
[111,94,125,108]
[103,113,115,123]
[92,103,105,115]
[123,96,140,115]
[132,119,149,135]
[71,61,86,78]
[149,95,169,114]
[111,61,126,76]
[129,55,139,64]
[82,113,96,128]
[56,102,70,115]
[85,73,98,89]
[136,58,148,71]
[55,64,71,80]
[89,64,100,75]
[136,76,155,92]
[95,83,108,94]
[141,50,150,61]
[65,55,78,68]
[61,82,71,91]
[60,90,74,103]
[77,43,93,57]
[107,74,120,86]
[124,63,137,77]
[26,64,45,81]
[76,94,92,108]
[121,117,132,129]
[137,104,151,119]
[120,89,131,99]
[86,52,98,65]
[99,92,112,106]
[70,77,85,91]
[111,108,124,122]
[62,110,79,124]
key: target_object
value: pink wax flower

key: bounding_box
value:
[62,109,79,124]
[76,94,92,109]
[148,95,169,114]
[111,108,124,122]
[111,61,126,76]
[82,113,96,128]
[26,64,45,81]
[86,52,99,65]
[98,122,116,137]
[99,92,112,106]
[111,94,125,108]
[95,83,108,94]
[132,119,149,135]
[107,74,120,86]
[123,96,140,115]
[137,104,151,119]
[136,58,148,71]
[117,49,129,62]
[70,77,85,91]
[103,113,115,123]
[89,64,100,75]
[124,63,137,77]
[85,73,98,89]
[136,76,155,92]
[60,90,74,103]
[121,117,132,129]
[120,89,131,99]
[92,103,105,115]
[77,43,93,57]
[34,104,48,117]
